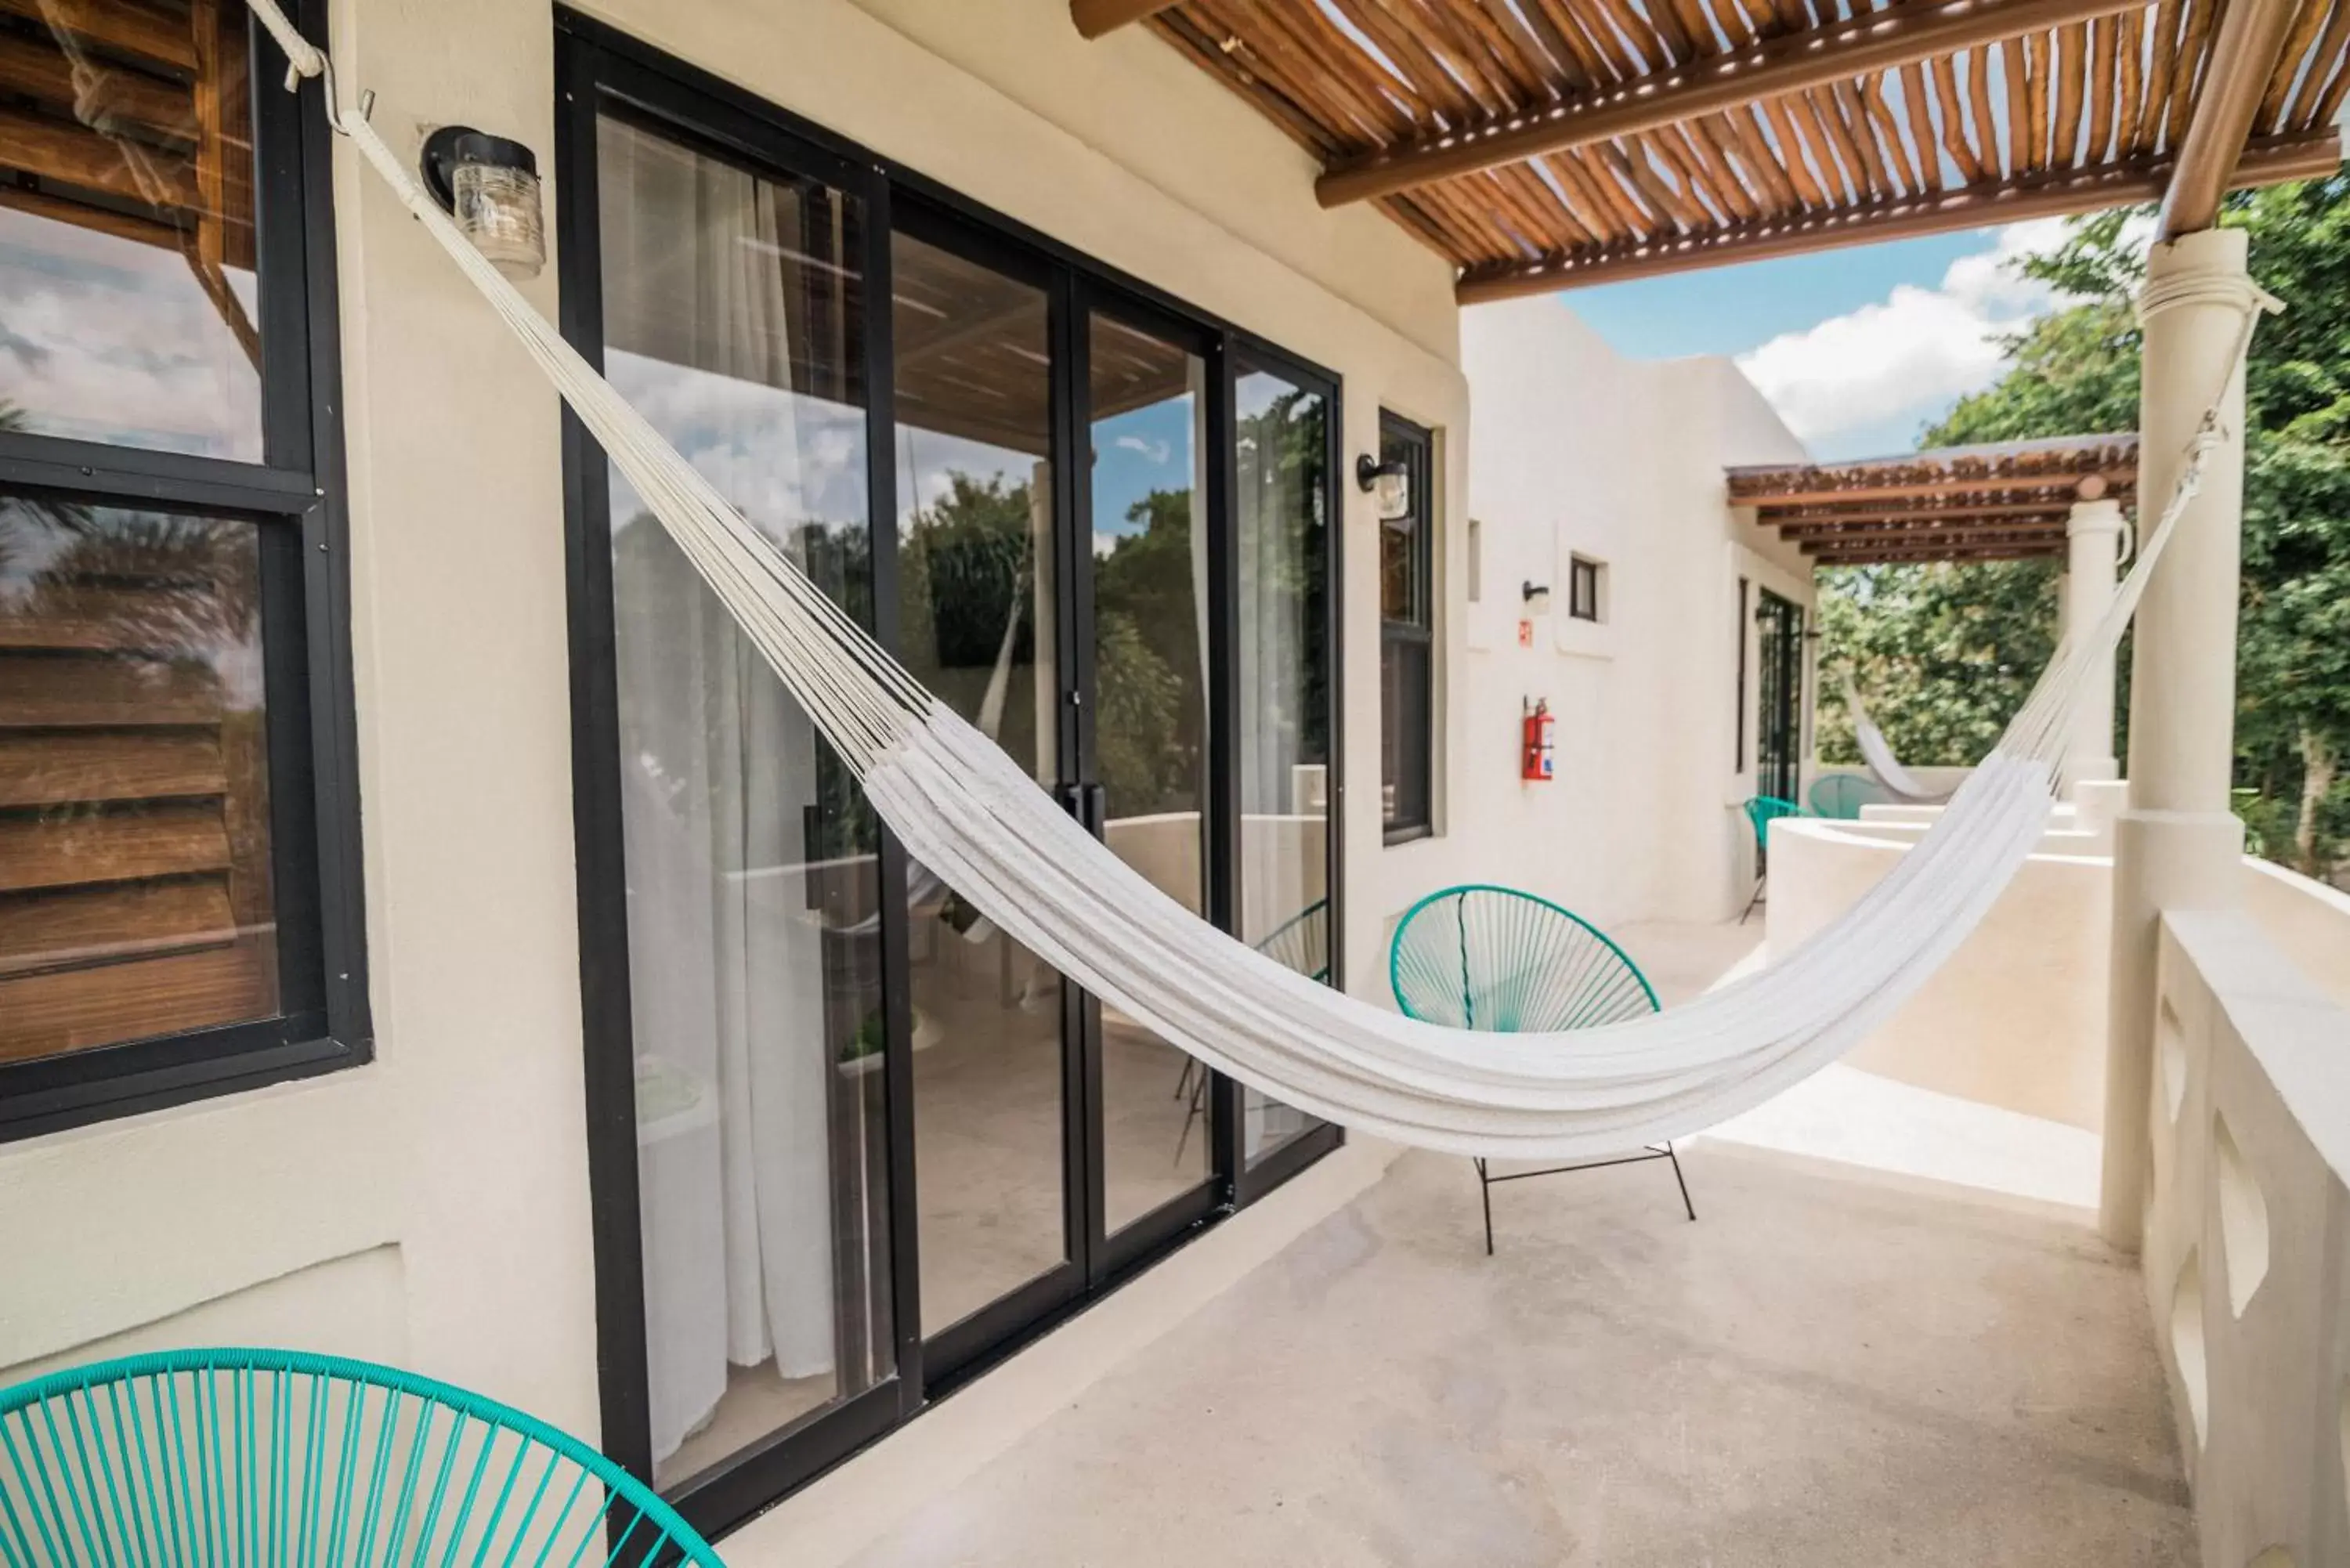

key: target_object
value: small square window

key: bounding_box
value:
[1568,556,1603,622]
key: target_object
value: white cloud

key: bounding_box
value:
[1113,433,1171,464]
[1734,218,2113,451]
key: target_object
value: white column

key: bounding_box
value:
[2063,495,2126,783]
[2099,228,2261,1249]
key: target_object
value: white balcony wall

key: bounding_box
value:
[0,0,1467,1449]
[1445,298,1812,936]
[1766,808,2350,1133]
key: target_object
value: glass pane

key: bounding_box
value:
[1381,635,1431,833]
[595,115,891,1490]
[0,1,264,459]
[890,229,1070,1336]
[1089,311,1211,1231]
[1377,425,1426,627]
[0,497,278,1060]
[1235,367,1330,1168]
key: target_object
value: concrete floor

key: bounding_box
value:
[837,923,2195,1568]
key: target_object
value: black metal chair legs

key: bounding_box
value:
[1472,1141,1697,1255]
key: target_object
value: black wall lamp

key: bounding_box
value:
[421,125,546,279]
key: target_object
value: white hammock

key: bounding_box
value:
[246,2,2268,1160]
[1839,674,1956,804]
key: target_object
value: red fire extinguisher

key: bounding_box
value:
[1522,699,1556,782]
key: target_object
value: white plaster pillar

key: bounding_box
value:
[2063,495,2127,783]
[2099,229,2262,1249]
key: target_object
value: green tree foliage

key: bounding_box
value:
[1816,172,2350,878]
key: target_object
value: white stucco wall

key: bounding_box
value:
[0,0,1467,1454]
[1442,298,1811,937]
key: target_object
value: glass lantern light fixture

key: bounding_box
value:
[421,125,546,280]
[1356,453,1411,522]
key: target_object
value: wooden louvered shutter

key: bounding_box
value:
[0,511,280,1064]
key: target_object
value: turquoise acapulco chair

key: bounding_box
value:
[1808,773,1885,820]
[1741,796,1805,923]
[1390,885,1694,1253]
[0,1347,725,1566]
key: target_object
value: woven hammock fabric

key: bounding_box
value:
[1842,673,1956,804]
[242,0,2269,1159]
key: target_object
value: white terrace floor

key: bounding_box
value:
[825,923,2193,1567]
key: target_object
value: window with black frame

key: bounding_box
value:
[0,0,363,1137]
[1379,413,1433,842]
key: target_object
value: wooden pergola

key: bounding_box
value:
[1069,0,2347,300]
[1726,432,2136,562]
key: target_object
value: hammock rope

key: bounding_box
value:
[248,1,2275,1158]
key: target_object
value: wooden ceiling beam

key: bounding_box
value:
[1734,468,2136,507]
[1318,0,2141,206]
[1813,543,2067,563]
[1071,0,1184,40]
[1777,513,2071,539]
[1459,131,2337,298]
[2157,0,2305,236]
[1759,499,2097,526]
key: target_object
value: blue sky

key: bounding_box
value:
[1558,219,2088,461]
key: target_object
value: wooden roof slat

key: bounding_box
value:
[1183,0,1383,146]
[2096,15,2134,161]
[1506,0,1601,89]
[1669,117,1762,218]
[1475,0,1577,89]
[2001,35,2032,172]
[1135,0,2347,294]
[1144,12,1347,157]
[1311,0,2165,205]
[1401,0,1531,109]
[1898,62,1947,188]
[1335,0,1481,117]
[1815,83,1881,197]
[1706,107,1801,210]
[2024,29,2054,168]
[2166,0,2218,150]
[2053,20,2090,163]
[2113,8,2144,154]
[1757,92,1834,205]
[1965,42,2002,172]
[2282,0,2350,122]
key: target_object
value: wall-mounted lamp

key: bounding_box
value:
[1520,580,1552,616]
[1356,453,1411,522]
[422,126,546,280]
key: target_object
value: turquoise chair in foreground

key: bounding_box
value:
[1741,796,1805,923]
[1390,885,1694,1252]
[0,1348,723,1566]
[1808,773,1886,820]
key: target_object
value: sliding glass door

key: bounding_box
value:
[588,107,894,1498]
[1083,302,1218,1241]
[888,222,1077,1350]
[1233,357,1336,1173]
[557,13,1343,1539]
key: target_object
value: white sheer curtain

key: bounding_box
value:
[601,120,840,1467]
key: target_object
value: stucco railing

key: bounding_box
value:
[2142,908,2350,1567]
[1766,807,2350,1132]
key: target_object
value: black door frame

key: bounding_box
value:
[1755,587,1806,806]
[555,10,1344,1541]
